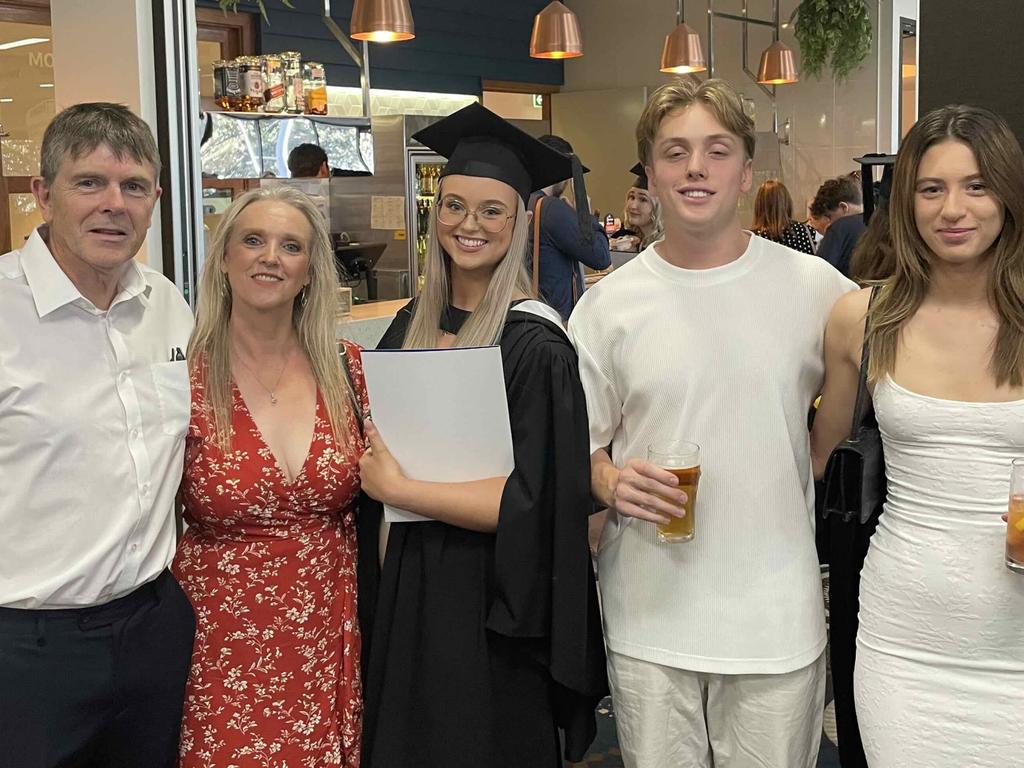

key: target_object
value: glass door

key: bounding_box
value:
[899,18,918,140]
[0,4,53,252]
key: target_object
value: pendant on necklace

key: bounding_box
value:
[270,393,278,405]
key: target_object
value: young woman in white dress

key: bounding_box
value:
[811,104,1024,767]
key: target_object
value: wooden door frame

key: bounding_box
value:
[196,6,256,60]
[0,0,49,25]
[482,80,560,122]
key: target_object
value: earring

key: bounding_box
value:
[299,286,308,306]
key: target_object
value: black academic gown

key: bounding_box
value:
[358,301,608,768]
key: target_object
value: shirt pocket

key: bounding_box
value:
[150,361,191,437]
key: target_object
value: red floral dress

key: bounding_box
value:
[173,342,366,767]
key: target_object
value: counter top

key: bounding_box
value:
[337,299,406,349]
[348,298,408,322]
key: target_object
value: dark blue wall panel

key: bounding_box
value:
[196,0,564,95]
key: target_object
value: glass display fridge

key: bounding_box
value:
[404,148,444,294]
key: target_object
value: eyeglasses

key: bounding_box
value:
[436,196,515,234]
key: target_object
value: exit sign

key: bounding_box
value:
[533,94,543,108]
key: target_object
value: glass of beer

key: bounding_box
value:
[1006,458,1024,573]
[648,441,701,543]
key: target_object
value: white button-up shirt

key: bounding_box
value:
[0,228,194,608]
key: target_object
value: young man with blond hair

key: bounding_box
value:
[568,79,855,768]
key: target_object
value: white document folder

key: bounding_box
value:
[360,346,514,523]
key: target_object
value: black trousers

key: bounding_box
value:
[0,570,196,768]
[826,512,879,768]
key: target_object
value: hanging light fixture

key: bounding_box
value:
[756,40,798,84]
[350,0,415,43]
[660,0,706,74]
[530,1,583,60]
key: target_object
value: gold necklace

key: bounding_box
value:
[234,347,294,405]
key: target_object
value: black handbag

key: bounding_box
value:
[822,286,886,525]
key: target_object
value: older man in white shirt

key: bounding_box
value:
[0,103,195,768]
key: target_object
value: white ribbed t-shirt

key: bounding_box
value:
[568,235,856,674]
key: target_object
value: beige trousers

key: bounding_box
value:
[607,649,826,768]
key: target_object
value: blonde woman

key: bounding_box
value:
[173,186,367,767]
[751,178,816,254]
[812,104,1024,767]
[356,103,607,768]
[610,163,664,252]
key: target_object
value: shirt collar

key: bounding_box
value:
[20,226,151,317]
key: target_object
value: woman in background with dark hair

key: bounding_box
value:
[752,179,816,254]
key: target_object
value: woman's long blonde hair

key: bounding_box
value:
[623,187,664,248]
[402,181,533,349]
[189,185,356,449]
[867,104,1024,387]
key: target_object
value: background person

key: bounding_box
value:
[528,134,610,321]
[812,174,866,275]
[288,142,330,178]
[610,163,664,252]
[751,178,816,254]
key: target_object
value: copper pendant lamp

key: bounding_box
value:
[530,1,583,60]
[350,0,415,43]
[660,1,705,73]
[660,23,706,73]
[756,40,798,84]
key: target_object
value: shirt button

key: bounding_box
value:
[141,482,151,495]
[131,544,138,552]
[130,429,140,440]
[120,371,130,382]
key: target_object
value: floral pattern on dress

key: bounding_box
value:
[173,341,367,768]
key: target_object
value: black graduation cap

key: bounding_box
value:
[412,103,576,204]
[630,162,649,191]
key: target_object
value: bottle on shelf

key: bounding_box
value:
[261,54,286,113]
[214,60,242,111]
[238,57,264,112]
[303,61,328,115]
[281,52,304,114]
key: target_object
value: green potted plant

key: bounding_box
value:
[792,0,873,81]
[218,0,294,22]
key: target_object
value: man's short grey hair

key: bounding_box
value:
[40,102,161,184]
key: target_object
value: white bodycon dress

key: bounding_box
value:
[854,376,1024,766]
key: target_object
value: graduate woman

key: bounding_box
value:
[356,103,608,768]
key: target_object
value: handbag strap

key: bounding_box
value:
[850,285,881,436]
[532,196,544,296]
[338,343,365,437]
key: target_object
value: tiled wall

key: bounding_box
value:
[563,0,883,224]
[325,87,476,118]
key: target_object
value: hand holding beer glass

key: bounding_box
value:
[1006,458,1024,573]
[648,441,701,543]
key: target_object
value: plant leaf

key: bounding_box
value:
[793,0,872,81]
